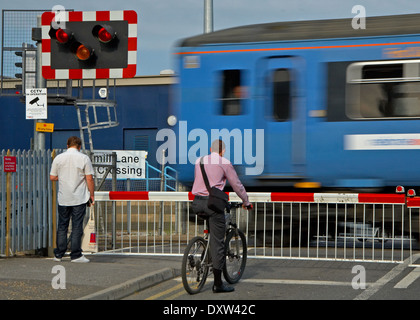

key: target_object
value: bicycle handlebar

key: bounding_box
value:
[228,202,253,210]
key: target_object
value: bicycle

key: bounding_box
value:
[181,202,250,294]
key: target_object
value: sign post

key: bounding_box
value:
[4,151,16,257]
[49,150,57,257]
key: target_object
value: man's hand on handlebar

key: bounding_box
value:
[242,203,253,210]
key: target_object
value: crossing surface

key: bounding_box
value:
[124,257,420,301]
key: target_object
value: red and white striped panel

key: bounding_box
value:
[41,10,137,79]
[407,197,420,208]
[95,191,406,204]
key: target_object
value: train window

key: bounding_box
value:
[272,69,291,121]
[221,70,243,115]
[346,60,420,119]
[362,64,403,80]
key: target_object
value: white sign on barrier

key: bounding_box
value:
[93,150,148,179]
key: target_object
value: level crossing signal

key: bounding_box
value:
[41,10,137,79]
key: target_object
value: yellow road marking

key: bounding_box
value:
[164,290,187,300]
[145,282,184,300]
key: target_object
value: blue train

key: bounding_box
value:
[167,13,420,191]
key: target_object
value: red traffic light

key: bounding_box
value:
[55,28,72,44]
[98,27,113,42]
[48,27,73,44]
[92,24,116,43]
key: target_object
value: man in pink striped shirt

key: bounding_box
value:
[192,139,252,293]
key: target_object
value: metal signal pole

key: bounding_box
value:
[204,0,213,33]
[35,15,46,151]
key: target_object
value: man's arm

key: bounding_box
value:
[86,174,95,204]
[50,175,58,181]
[223,163,251,207]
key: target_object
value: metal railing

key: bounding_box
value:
[0,149,177,257]
[93,191,416,264]
[0,149,53,256]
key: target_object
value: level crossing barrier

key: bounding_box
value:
[407,197,420,266]
[94,191,416,264]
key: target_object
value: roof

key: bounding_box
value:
[179,13,420,47]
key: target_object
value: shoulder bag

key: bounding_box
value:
[200,157,229,214]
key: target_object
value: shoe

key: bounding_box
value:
[71,255,90,263]
[52,256,61,262]
[212,284,235,293]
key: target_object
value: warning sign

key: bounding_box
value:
[3,156,16,172]
[26,88,47,119]
[36,122,54,132]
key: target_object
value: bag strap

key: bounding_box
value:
[199,157,211,192]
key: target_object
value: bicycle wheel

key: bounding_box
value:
[223,228,247,284]
[181,236,210,294]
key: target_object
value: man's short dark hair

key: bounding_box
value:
[211,139,225,153]
[67,136,82,148]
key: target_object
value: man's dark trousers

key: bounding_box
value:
[54,203,87,260]
[191,196,226,270]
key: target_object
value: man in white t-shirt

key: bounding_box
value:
[50,136,95,263]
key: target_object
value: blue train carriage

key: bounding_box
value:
[169,13,420,191]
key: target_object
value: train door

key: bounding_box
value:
[259,57,305,183]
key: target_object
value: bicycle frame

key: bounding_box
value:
[202,232,212,270]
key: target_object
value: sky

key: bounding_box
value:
[2,0,420,76]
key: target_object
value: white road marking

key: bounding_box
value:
[354,256,412,300]
[394,267,420,289]
[173,254,420,300]
[242,278,372,287]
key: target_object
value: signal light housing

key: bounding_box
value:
[49,26,94,62]
[55,28,72,44]
[408,189,416,197]
[42,10,137,80]
[92,24,116,43]
[75,44,93,61]
[48,27,73,44]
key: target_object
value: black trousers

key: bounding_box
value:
[191,197,225,270]
[54,203,87,260]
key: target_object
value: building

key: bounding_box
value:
[0,75,174,169]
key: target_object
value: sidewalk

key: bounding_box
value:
[0,254,181,300]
